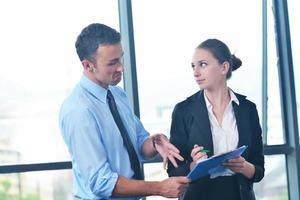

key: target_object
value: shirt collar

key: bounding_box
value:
[79,74,108,103]
[229,89,239,105]
[203,88,239,109]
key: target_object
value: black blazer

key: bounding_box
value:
[167,90,265,200]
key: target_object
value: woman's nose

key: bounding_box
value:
[194,69,201,77]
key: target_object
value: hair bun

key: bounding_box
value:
[231,54,242,71]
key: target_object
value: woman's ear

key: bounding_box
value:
[221,61,230,75]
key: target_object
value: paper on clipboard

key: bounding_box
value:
[187,145,248,181]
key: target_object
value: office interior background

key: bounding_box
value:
[0,0,299,199]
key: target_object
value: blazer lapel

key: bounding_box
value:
[232,96,251,148]
[191,91,214,157]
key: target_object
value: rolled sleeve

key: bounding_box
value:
[88,164,119,198]
[62,108,118,199]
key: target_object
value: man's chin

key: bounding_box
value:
[111,79,122,86]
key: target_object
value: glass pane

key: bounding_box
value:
[0,170,73,200]
[288,0,300,144]
[0,0,119,164]
[266,0,285,145]
[132,0,262,138]
[254,155,288,200]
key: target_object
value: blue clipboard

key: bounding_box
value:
[187,145,248,181]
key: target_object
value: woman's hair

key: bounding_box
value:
[197,39,242,79]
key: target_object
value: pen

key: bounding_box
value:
[199,149,210,153]
[193,144,210,153]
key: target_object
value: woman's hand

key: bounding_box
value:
[189,144,208,170]
[223,156,255,179]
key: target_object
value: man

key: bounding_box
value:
[59,23,189,200]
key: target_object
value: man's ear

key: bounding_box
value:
[221,61,230,75]
[82,59,94,72]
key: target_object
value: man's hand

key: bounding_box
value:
[151,134,184,169]
[112,175,190,198]
[158,176,190,198]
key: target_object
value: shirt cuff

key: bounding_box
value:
[91,172,119,199]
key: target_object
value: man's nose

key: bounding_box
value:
[117,62,125,72]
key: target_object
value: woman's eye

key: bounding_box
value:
[199,62,208,68]
[191,61,208,69]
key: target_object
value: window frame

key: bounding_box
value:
[0,1,299,200]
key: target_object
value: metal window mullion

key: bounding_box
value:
[262,0,268,145]
[273,0,300,199]
[0,161,72,174]
[118,0,140,118]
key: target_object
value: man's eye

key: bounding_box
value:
[191,63,195,68]
[108,62,117,66]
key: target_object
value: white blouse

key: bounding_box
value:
[204,89,239,178]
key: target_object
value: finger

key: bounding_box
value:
[174,176,185,183]
[227,158,245,164]
[226,160,245,166]
[163,157,167,169]
[225,160,240,165]
[228,156,245,162]
[168,154,178,168]
[177,176,191,183]
[169,150,184,161]
[198,154,208,160]
[194,152,207,160]
[195,154,207,163]
[229,167,243,173]
[191,146,202,157]
[223,162,244,168]
[165,143,180,153]
[229,166,242,170]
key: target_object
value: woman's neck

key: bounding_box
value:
[204,85,230,109]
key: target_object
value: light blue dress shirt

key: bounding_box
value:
[59,75,149,200]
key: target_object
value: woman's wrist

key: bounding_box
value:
[189,161,196,170]
[242,161,255,179]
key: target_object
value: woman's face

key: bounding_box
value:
[191,48,228,90]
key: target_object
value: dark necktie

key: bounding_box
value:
[107,90,143,180]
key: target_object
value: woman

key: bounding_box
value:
[167,39,264,200]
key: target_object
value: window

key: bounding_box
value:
[133,0,262,199]
[0,0,119,164]
[132,0,262,137]
[254,155,288,199]
[266,1,285,145]
[0,170,73,200]
[0,1,119,199]
[132,1,290,199]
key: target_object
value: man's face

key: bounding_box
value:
[86,43,124,88]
